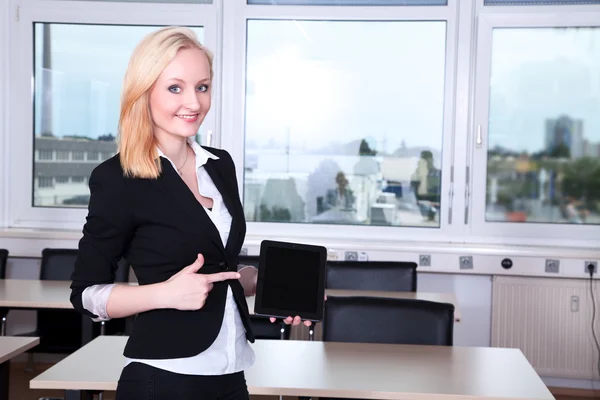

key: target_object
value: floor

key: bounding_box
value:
[7,362,600,400]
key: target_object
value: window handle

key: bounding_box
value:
[476,125,483,148]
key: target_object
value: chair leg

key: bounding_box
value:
[0,316,6,336]
[279,322,286,340]
[100,321,106,336]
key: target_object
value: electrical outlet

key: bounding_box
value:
[327,250,340,261]
[459,256,473,270]
[239,248,248,256]
[545,259,559,274]
[571,295,580,312]
[419,254,431,267]
[585,261,598,275]
[358,252,368,261]
[345,251,358,261]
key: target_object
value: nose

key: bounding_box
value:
[183,90,201,112]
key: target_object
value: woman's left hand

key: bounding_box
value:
[238,266,258,296]
[269,294,327,327]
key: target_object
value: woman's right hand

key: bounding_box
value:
[160,254,240,311]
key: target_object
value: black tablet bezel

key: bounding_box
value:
[254,240,327,322]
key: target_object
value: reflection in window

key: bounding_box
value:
[486,27,600,225]
[244,20,446,227]
[32,23,204,208]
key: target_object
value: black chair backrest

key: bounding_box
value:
[40,248,129,283]
[0,249,8,279]
[326,261,417,292]
[40,249,78,281]
[323,296,454,346]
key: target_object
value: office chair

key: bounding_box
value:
[323,296,454,346]
[0,249,8,336]
[326,260,417,292]
[20,249,131,356]
[308,260,418,341]
[238,255,291,340]
[312,296,454,400]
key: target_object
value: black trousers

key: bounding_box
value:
[115,362,250,400]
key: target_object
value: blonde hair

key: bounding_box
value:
[118,26,214,179]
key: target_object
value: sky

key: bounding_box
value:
[33,21,599,155]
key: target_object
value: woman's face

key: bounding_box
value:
[149,47,212,140]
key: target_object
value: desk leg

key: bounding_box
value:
[0,361,9,400]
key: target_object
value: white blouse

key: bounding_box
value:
[81,139,255,375]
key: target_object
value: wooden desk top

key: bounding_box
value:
[0,279,72,309]
[30,336,553,400]
[0,337,40,364]
[0,280,461,321]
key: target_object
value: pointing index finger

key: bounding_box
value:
[205,271,241,283]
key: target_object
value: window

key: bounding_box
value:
[6,0,218,229]
[38,149,53,160]
[248,0,447,5]
[32,23,204,208]
[485,0,600,5]
[243,19,447,228]
[471,13,600,244]
[485,27,599,225]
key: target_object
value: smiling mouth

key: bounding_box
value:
[176,114,199,120]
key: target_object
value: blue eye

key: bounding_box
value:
[197,84,209,92]
[168,86,181,93]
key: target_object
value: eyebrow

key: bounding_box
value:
[166,77,211,84]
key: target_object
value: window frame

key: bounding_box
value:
[220,0,464,245]
[5,0,220,230]
[469,12,600,248]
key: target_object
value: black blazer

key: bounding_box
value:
[70,147,255,359]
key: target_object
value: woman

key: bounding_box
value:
[70,26,307,399]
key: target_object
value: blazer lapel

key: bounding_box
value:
[203,158,242,254]
[154,157,226,255]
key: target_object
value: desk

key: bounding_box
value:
[0,279,95,345]
[30,336,554,400]
[1,336,39,400]
[1,280,461,344]
[0,280,72,309]
[0,279,462,321]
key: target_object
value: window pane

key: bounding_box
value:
[33,23,204,208]
[42,0,212,3]
[248,0,447,6]
[486,27,600,225]
[244,20,446,227]
[485,0,600,5]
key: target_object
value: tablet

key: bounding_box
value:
[254,240,327,322]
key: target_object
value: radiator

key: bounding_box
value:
[492,276,600,379]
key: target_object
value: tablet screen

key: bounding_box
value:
[255,240,327,321]
[261,246,321,313]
